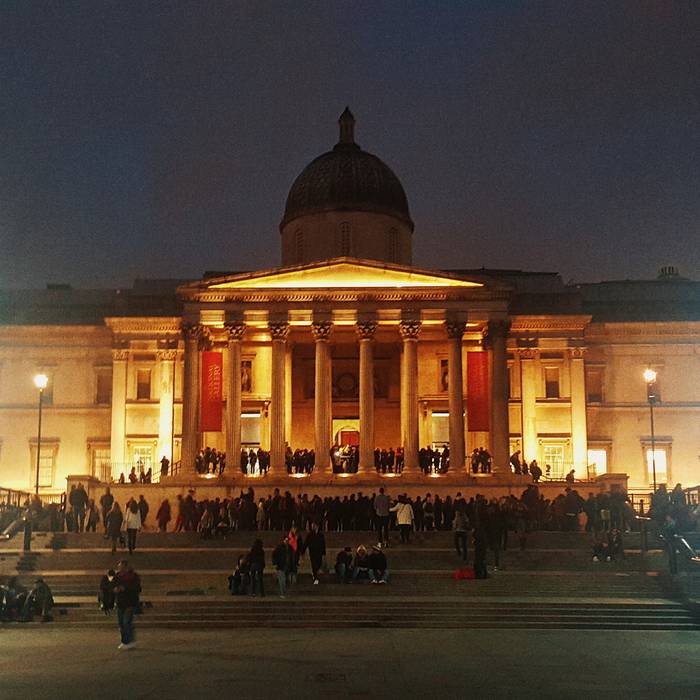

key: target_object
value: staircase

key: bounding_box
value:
[3,529,698,630]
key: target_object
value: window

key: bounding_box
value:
[241,412,261,448]
[586,368,603,403]
[587,448,608,477]
[30,441,58,489]
[295,229,304,263]
[95,369,112,404]
[431,412,449,450]
[646,448,668,485]
[439,359,448,392]
[387,228,399,262]
[241,360,253,393]
[91,446,111,481]
[542,443,565,479]
[340,222,351,256]
[543,366,560,399]
[131,444,154,471]
[136,369,151,400]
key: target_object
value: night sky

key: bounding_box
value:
[1,1,698,289]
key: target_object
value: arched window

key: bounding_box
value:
[340,221,351,256]
[295,229,304,263]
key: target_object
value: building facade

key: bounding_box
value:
[1,112,698,494]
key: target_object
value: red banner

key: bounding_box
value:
[467,351,490,431]
[200,351,223,432]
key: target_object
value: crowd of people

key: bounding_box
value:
[0,577,55,622]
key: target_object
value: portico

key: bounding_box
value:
[176,257,512,482]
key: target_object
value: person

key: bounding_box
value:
[565,469,576,486]
[232,556,251,595]
[530,460,542,483]
[160,455,170,478]
[509,450,522,474]
[100,488,114,529]
[99,569,116,614]
[106,502,124,554]
[368,544,389,584]
[302,521,326,585]
[352,545,370,581]
[661,514,678,575]
[374,487,390,547]
[113,560,141,650]
[453,507,470,563]
[473,525,488,579]
[86,499,100,532]
[0,577,26,621]
[248,539,266,597]
[335,547,353,583]
[272,536,294,598]
[70,482,88,532]
[390,495,414,544]
[20,578,54,622]
[137,495,149,529]
[154,499,170,532]
[125,500,142,555]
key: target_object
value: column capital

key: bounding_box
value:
[311,321,333,342]
[516,348,537,360]
[182,322,210,349]
[483,319,511,347]
[111,348,129,362]
[399,320,422,340]
[356,321,377,340]
[268,322,290,342]
[224,322,246,342]
[156,349,177,362]
[445,321,466,340]
[569,346,586,359]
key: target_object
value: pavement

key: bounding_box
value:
[1,627,699,700]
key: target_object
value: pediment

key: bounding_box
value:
[202,258,483,291]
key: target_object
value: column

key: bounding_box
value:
[570,348,588,471]
[156,345,177,463]
[356,321,376,472]
[268,321,290,473]
[312,321,333,474]
[181,324,208,472]
[400,320,421,473]
[446,321,466,472]
[110,346,128,477]
[225,322,246,473]
[519,349,538,464]
[487,320,511,474]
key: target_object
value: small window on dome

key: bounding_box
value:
[340,222,351,256]
[295,229,304,263]
[387,228,399,263]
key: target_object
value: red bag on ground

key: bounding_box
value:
[453,567,476,580]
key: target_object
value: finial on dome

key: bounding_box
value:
[338,106,355,145]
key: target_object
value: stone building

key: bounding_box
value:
[0,110,698,496]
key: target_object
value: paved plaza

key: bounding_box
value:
[2,627,699,700]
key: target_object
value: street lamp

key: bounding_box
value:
[33,374,48,496]
[644,368,658,492]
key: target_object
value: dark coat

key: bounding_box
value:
[304,531,326,563]
[106,510,123,538]
[114,569,141,609]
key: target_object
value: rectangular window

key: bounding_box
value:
[241,412,261,448]
[95,370,112,404]
[136,369,151,400]
[586,369,603,403]
[646,448,668,485]
[91,447,111,481]
[543,444,565,479]
[241,360,253,393]
[431,412,449,449]
[439,359,448,392]
[30,442,58,489]
[587,448,608,477]
[544,366,560,399]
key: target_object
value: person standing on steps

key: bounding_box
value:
[100,487,114,531]
[302,521,326,585]
[374,487,391,547]
[390,495,415,544]
[106,502,124,554]
[125,500,141,555]
[272,536,294,598]
[453,505,470,563]
[248,539,266,597]
[137,495,149,530]
[113,560,141,650]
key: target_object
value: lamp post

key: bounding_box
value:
[33,374,48,496]
[644,368,658,492]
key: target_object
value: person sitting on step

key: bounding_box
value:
[368,544,389,584]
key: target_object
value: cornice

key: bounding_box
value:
[511,315,592,333]
[104,317,182,335]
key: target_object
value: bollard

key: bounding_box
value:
[23,516,32,552]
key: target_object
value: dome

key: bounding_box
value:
[280,108,413,231]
